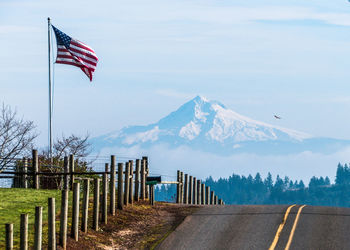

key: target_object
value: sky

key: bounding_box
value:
[2,0,350,180]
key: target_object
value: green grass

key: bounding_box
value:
[0,188,62,249]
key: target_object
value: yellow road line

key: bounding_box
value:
[269,204,296,250]
[285,205,306,250]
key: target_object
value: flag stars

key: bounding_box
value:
[51,24,98,81]
[52,25,71,48]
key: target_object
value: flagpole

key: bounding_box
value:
[48,17,53,164]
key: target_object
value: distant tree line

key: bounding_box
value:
[155,163,350,207]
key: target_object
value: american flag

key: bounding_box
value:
[52,25,98,81]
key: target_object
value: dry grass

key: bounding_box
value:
[66,201,198,249]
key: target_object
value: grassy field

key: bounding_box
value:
[0,188,63,249]
[0,188,196,249]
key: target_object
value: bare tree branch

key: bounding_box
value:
[0,104,38,172]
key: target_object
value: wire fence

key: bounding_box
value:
[0,152,185,204]
[0,158,21,188]
[0,153,152,188]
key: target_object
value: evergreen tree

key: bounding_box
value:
[274,175,284,189]
[154,163,350,207]
[284,176,290,189]
[264,172,273,190]
[254,172,263,184]
[325,177,330,186]
[309,176,318,189]
[344,164,350,185]
[336,163,344,185]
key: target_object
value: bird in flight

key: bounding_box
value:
[274,115,281,119]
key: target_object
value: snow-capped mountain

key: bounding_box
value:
[91,96,350,155]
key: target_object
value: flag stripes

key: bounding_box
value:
[57,47,97,67]
[52,25,98,81]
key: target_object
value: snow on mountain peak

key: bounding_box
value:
[175,96,311,143]
[97,96,312,151]
[179,121,201,140]
[193,95,208,102]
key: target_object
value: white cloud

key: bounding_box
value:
[0,25,40,34]
[106,2,350,27]
[298,96,350,104]
[122,126,161,145]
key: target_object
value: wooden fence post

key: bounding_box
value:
[63,157,69,190]
[141,158,146,200]
[206,186,210,205]
[197,180,201,205]
[117,163,124,210]
[149,185,152,205]
[184,174,188,204]
[188,176,193,204]
[201,183,205,205]
[59,190,68,249]
[110,155,116,215]
[210,191,214,205]
[32,149,39,189]
[179,172,182,204]
[5,223,13,250]
[129,160,133,205]
[93,178,100,231]
[48,197,56,250]
[144,157,149,199]
[149,185,155,205]
[71,183,80,241]
[20,213,28,250]
[22,158,28,188]
[102,173,108,224]
[176,170,180,203]
[81,179,90,233]
[34,206,42,250]
[193,177,197,205]
[135,159,140,201]
[69,154,74,190]
[124,162,130,206]
[180,172,184,203]
[13,163,19,188]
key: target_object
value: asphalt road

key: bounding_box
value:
[157,205,350,250]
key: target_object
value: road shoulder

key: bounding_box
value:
[66,201,198,249]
